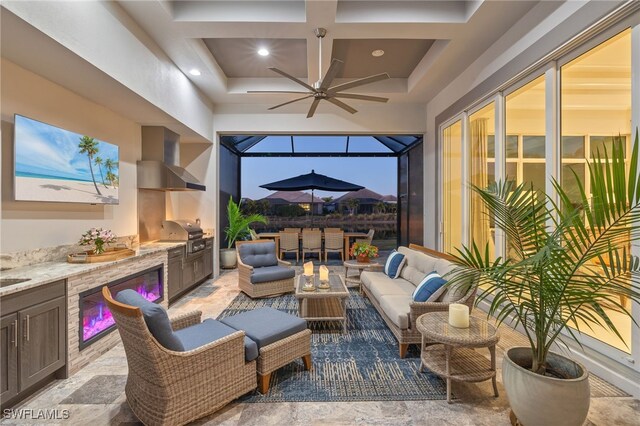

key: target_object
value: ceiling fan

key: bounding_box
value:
[248,28,390,118]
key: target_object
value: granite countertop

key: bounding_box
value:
[0,240,189,297]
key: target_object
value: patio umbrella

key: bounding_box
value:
[260,170,364,224]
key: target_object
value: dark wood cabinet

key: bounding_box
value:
[18,297,65,389]
[167,247,184,300]
[203,240,213,277]
[0,314,18,403]
[0,280,66,409]
[169,240,213,303]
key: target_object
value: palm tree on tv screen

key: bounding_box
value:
[104,158,118,187]
[78,136,102,196]
[94,156,108,188]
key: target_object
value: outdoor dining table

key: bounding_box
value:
[256,231,369,259]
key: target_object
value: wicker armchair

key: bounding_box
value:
[279,231,300,262]
[237,240,295,298]
[324,231,344,262]
[102,287,256,425]
[302,229,322,261]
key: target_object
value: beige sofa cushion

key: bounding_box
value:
[361,271,415,298]
[379,295,412,329]
[397,246,438,286]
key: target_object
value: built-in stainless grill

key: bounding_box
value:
[160,219,205,254]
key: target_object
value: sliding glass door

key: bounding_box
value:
[560,29,632,353]
[441,119,463,253]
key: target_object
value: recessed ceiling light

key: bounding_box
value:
[189,69,201,76]
[258,48,270,56]
[371,49,385,57]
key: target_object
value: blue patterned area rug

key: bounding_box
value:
[217,289,448,402]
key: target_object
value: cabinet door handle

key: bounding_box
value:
[11,320,18,347]
[24,315,30,341]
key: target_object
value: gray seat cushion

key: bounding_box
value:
[251,265,295,284]
[239,242,278,268]
[174,319,258,361]
[115,289,184,352]
[220,307,307,350]
[379,295,411,329]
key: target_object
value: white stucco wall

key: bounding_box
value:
[2,0,214,142]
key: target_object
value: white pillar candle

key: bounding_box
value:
[448,303,470,328]
[319,265,329,282]
[303,261,314,276]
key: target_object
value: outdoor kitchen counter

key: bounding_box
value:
[0,241,188,297]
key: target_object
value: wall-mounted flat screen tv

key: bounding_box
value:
[14,114,119,204]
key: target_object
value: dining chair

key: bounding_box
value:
[324,231,344,262]
[356,228,375,245]
[324,227,340,232]
[284,228,301,233]
[302,229,322,261]
[279,231,300,262]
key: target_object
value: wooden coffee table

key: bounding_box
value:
[295,274,349,332]
[417,312,500,403]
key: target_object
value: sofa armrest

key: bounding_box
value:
[369,263,384,272]
[170,310,202,331]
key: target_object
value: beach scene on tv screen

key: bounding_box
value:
[14,115,119,204]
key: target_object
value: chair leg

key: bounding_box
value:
[258,372,272,394]
[399,343,409,359]
[302,354,312,371]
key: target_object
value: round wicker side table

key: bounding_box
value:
[416,312,500,403]
[343,260,381,293]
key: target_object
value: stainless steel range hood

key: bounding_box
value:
[137,126,206,191]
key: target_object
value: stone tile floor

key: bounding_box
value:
[2,269,639,425]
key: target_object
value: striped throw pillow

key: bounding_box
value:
[412,272,447,302]
[384,250,406,279]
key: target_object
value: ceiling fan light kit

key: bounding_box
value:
[248,28,390,118]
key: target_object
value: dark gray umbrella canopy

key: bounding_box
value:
[260,170,364,224]
[260,170,364,192]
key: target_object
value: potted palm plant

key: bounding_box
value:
[449,133,640,426]
[220,198,267,269]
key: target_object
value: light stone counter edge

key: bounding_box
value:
[0,241,192,297]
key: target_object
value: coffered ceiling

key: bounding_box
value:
[116,0,549,109]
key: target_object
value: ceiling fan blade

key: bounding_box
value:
[269,67,316,92]
[307,99,320,118]
[328,73,390,93]
[327,98,357,114]
[319,59,343,90]
[268,95,314,110]
[332,93,389,103]
[248,90,313,94]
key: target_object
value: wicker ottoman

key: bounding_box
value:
[221,307,312,393]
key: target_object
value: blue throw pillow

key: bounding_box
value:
[115,289,184,351]
[412,272,447,302]
[384,250,406,279]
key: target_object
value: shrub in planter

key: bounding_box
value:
[448,132,640,426]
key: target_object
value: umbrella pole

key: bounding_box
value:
[311,189,314,227]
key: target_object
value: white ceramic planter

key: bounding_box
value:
[502,347,590,426]
[220,248,237,269]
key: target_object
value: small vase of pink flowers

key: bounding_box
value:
[79,228,117,255]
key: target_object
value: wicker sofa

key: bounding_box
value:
[361,244,477,358]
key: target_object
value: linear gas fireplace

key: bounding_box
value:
[79,265,163,349]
